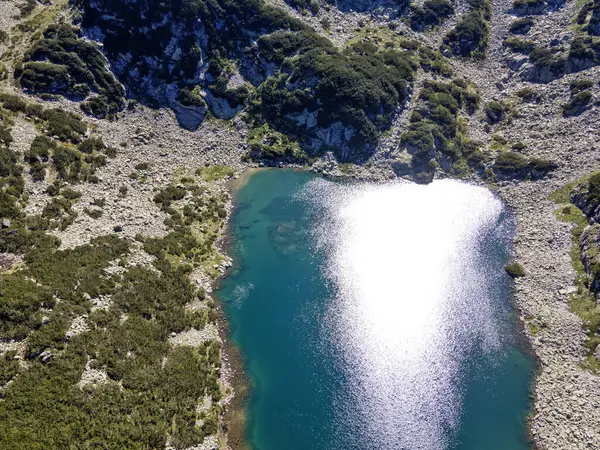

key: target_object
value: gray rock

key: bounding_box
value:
[39,351,54,364]
[171,101,207,131]
[1,218,10,228]
[507,55,528,71]
[203,90,243,120]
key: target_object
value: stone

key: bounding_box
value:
[1,218,10,228]
[113,225,123,232]
[39,351,54,364]
[171,101,207,131]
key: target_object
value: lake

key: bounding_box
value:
[218,169,534,450]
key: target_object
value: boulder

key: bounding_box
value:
[39,351,54,364]
[171,101,207,131]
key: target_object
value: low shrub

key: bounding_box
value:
[569,79,594,94]
[135,162,150,171]
[410,0,454,31]
[154,185,187,208]
[484,100,508,123]
[84,207,103,219]
[562,90,593,116]
[52,146,83,182]
[248,124,307,162]
[493,151,529,172]
[400,79,484,178]
[587,172,600,203]
[442,0,491,57]
[512,0,546,14]
[25,135,54,166]
[516,87,540,102]
[78,137,105,154]
[0,126,24,220]
[503,37,534,54]
[505,262,526,277]
[16,24,125,118]
[40,109,87,143]
[493,151,557,178]
[508,17,534,34]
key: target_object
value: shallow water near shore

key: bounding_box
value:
[218,170,534,450]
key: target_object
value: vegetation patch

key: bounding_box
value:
[16,24,125,118]
[0,120,25,222]
[562,90,593,116]
[0,95,114,186]
[512,0,547,15]
[74,0,441,160]
[409,0,454,31]
[492,151,557,179]
[247,124,307,163]
[509,17,535,34]
[505,261,526,277]
[197,165,235,182]
[253,35,419,158]
[516,87,541,102]
[503,37,535,54]
[576,0,600,35]
[550,176,600,372]
[400,79,484,182]
[0,167,229,447]
[522,36,600,83]
[484,100,509,124]
[442,0,492,57]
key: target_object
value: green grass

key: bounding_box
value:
[196,165,235,182]
[549,181,578,204]
[550,179,600,371]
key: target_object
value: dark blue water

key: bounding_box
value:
[218,169,534,450]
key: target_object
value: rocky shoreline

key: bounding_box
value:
[499,179,600,449]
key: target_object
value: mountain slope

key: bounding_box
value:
[1,0,600,449]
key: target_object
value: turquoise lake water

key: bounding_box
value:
[218,169,534,450]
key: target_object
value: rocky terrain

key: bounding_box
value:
[2,0,600,448]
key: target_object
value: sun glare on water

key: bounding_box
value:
[303,179,506,449]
